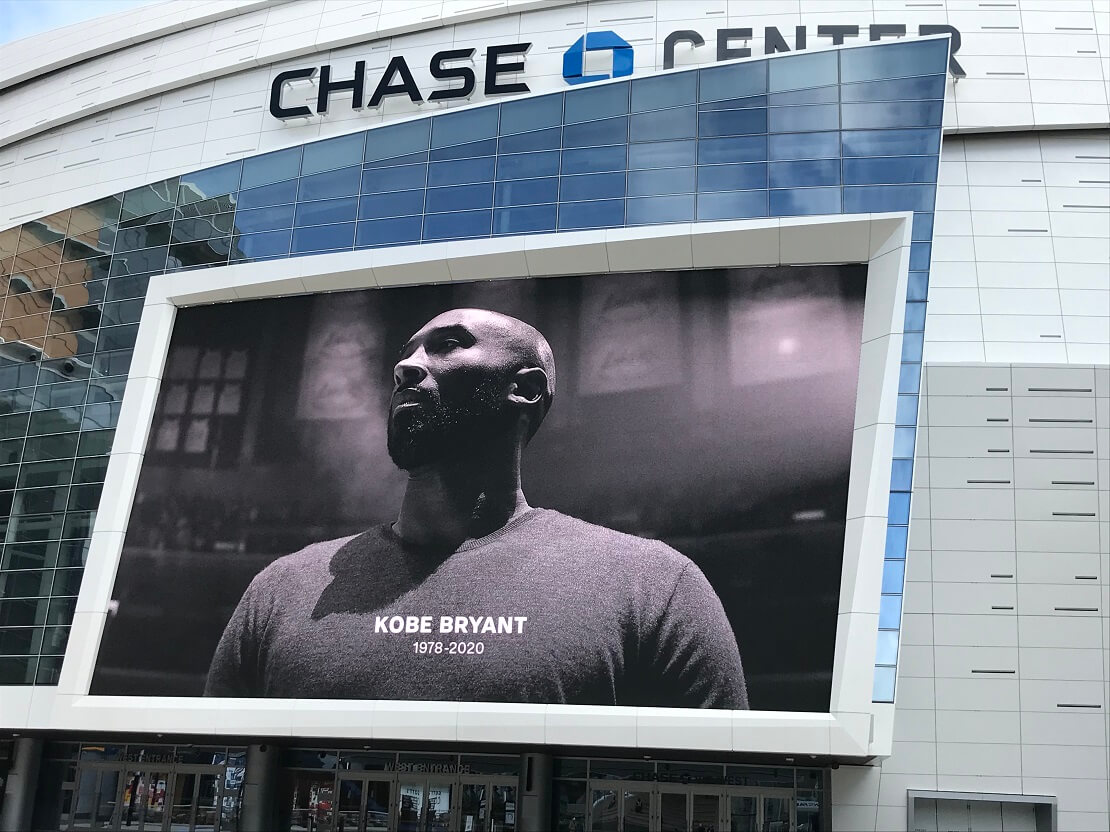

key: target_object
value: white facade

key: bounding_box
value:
[1,2,1108,831]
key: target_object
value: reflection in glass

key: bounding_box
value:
[659,791,688,832]
[763,795,791,832]
[590,789,618,832]
[398,781,425,832]
[730,795,758,832]
[624,790,651,832]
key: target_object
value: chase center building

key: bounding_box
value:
[0,1,1108,831]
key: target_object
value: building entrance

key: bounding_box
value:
[588,783,794,832]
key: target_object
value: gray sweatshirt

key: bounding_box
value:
[205,508,748,708]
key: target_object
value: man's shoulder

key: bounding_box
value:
[248,532,363,593]
[536,509,691,568]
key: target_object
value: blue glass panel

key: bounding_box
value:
[427,156,495,186]
[425,183,494,213]
[699,61,767,102]
[630,106,696,141]
[629,140,696,169]
[888,491,911,525]
[561,145,626,174]
[875,629,900,665]
[896,394,918,426]
[769,187,841,216]
[844,156,939,185]
[912,213,934,241]
[902,332,924,363]
[840,38,949,83]
[844,185,936,213]
[495,177,559,207]
[365,119,430,162]
[769,131,839,160]
[627,168,696,197]
[560,171,625,201]
[235,179,298,210]
[422,210,492,241]
[298,166,360,201]
[290,222,355,254]
[885,525,908,558]
[358,189,425,220]
[294,197,358,227]
[432,106,499,148]
[498,126,561,154]
[563,116,628,148]
[769,159,840,188]
[768,50,838,92]
[696,163,767,192]
[697,135,767,164]
[769,86,838,106]
[905,302,926,331]
[302,133,365,175]
[564,81,629,123]
[878,594,903,629]
[241,146,301,189]
[890,459,914,491]
[907,272,929,302]
[430,139,497,162]
[626,195,694,225]
[696,190,768,221]
[494,204,557,235]
[698,108,767,138]
[632,72,697,112]
[230,229,291,261]
[698,94,767,111]
[769,104,840,133]
[899,362,921,394]
[363,151,427,170]
[842,128,940,157]
[497,150,560,180]
[500,93,563,135]
[910,242,932,270]
[360,164,427,194]
[893,426,916,458]
[842,74,946,103]
[842,100,943,129]
[558,199,624,230]
[233,204,295,233]
[355,216,422,248]
[881,559,906,596]
[178,162,241,204]
[872,665,896,702]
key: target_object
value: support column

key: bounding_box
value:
[0,737,43,832]
[239,743,280,832]
[517,752,552,832]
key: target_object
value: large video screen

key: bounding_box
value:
[92,265,866,711]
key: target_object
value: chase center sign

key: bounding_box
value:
[268,22,964,120]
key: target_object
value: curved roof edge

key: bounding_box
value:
[0,0,272,93]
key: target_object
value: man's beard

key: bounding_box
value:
[387,376,514,471]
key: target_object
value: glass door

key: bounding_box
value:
[656,787,688,832]
[589,783,651,832]
[760,794,792,832]
[334,775,392,832]
[724,789,795,832]
[489,782,517,832]
[397,778,455,832]
[120,769,170,831]
[690,789,723,832]
[71,766,122,831]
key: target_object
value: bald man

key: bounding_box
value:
[205,309,749,708]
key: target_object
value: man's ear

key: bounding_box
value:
[507,366,548,407]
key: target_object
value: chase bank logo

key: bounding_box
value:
[562,31,634,85]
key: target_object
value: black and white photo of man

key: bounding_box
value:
[205,308,750,707]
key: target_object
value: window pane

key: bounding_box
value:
[497,151,560,180]
[422,210,492,241]
[888,491,911,525]
[564,82,628,123]
[885,525,908,558]
[875,629,900,666]
[844,156,939,185]
[560,172,625,202]
[500,94,563,135]
[769,187,841,216]
[632,72,697,112]
[699,61,767,102]
[561,145,625,174]
[233,204,295,234]
[235,179,298,211]
[626,194,694,225]
[769,131,840,160]
[493,204,557,235]
[498,126,561,153]
[629,106,695,141]
[178,162,241,205]
[495,178,558,207]
[298,166,360,201]
[427,157,495,187]
[893,426,916,458]
[290,223,355,254]
[294,197,358,227]
[842,74,946,103]
[696,190,768,221]
[841,100,943,129]
[429,138,497,162]
[425,183,493,213]
[768,50,838,92]
[628,168,695,197]
[890,459,914,491]
[432,107,499,148]
[878,595,903,629]
[698,107,768,138]
[768,103,839,133]
[558,199,624,230]
[241,146,302,189]
[562,116,628,148]
[912,214,934,241]
[844,185,936,213]
[230,230,291,262]
[366,119,430,162]
[872,665,896,702]
[360,164,427,194]
[629,140,695,170]
[302,133,365,175]
[904,302,926,332]
[357,190,425,220]
[697,135,767,165]
[840,38,949,83]
[769,159,840,188]
[842,128,940,157]
[355,216,422,248]
[769,85,838,105]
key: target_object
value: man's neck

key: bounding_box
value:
[393,448,531,552]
